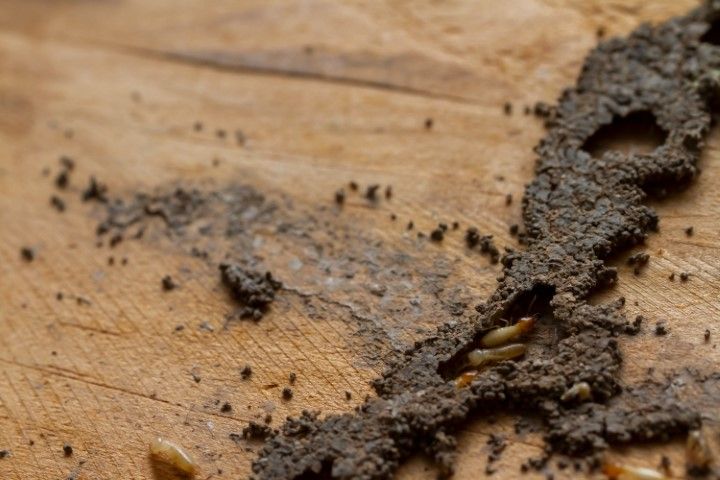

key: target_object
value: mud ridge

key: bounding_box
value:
[251,3,720,479]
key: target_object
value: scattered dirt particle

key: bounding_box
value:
[365,184,380,202]
[503,102,512,115]
[685,226,694,236]
[20,247,35,262]
[216,129,226,139]
[109,234,123,248]
[242,422,273,441]
[193,121,203,132]
[0,450,9,459]
[334,189,345,205]
[627,251,650,275]
[241,365,253,380]
[505,193,513,205]
[655,321,668,336]
[486,434,507,474]
[221,402,232,413]
[281,387,293,400]
[424,118,433,130]
[430,227,444,242]
[162,275,177,291]
[63,443,73,457]
[81,177,108,203]
[55,170,70,189]
[680,272,690,282]
[345,391,352,400]
[385,185,392,200]
[465,227,480,248]
[704,329,711,342]
[406,221,414,230]
[289,373,296,385]
[349,181,358,191]
[50,195,66,212]
[660,454,671,474]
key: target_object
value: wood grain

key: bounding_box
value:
[0,1,718,479]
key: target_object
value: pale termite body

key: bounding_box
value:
[480,316,535,348]
[467,343,526,367]
[149,437,198,476]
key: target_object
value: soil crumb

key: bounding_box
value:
[220,263,282,321]
[242,422,274,441]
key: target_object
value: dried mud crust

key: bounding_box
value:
[90,181,489,368]
[251,4,720,479]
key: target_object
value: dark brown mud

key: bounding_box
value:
[250,3,720,479]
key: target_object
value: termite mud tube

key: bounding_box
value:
[253,2,720,479]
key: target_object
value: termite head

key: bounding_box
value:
[602,462,623,479]
[516,316,535,333]
[455,370,478,389]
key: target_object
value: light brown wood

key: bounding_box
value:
[0,1,718,479]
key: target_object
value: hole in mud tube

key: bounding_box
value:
[582,110,668,158]
[701,20,720,45]
[438,284,555,380]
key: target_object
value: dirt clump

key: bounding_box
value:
[220,263,282,321]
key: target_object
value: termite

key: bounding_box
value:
[149,437,199,476]
[467,343,526,367]
[686,429,713,473]
[602,462,667,480]
[455,370,478,388]
[480,316,535,348]
[560,382,592,402]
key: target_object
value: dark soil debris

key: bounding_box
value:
[430,227,444,242]
[161,275,177,291]
[242,422,274,441]
[655,322,668,336]
[365,185,380,202]
[82,176,108,203]
[50,195,66,212]
[220,263,282,321]
[20,247,35,262]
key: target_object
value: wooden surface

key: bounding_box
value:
[1,1,719,479]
